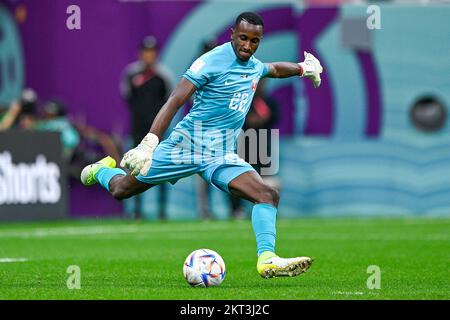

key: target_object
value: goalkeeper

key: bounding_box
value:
[81,12,323,278]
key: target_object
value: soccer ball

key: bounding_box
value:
[183,248,226,287]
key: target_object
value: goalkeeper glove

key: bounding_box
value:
[120,132,159,176]
[299,51,323,88]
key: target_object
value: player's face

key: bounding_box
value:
[231,21,263,61]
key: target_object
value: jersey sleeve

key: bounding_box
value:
[261,62,270,78]
[183,53,217,89]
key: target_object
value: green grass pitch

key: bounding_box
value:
[0,217,448,300]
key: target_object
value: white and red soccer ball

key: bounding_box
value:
[183,249,226,287]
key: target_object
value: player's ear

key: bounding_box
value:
[230,28,235,40]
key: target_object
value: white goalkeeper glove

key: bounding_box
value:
[299,51,323,88]
[120,132,159,176]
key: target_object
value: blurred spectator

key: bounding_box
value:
[17,90,80,163]
[0,101,21,131]
[35,100,80,161]
[1,88,121,186]
[17,89,39,130]
[230,78,280,218]
[120,35,173,220]
[0,88,38,132]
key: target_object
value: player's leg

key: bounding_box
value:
[227,170,279,260]
[81,140,201,200]
[81,156,154,199]
[227,170,278,205]
[109,173,154,200]
[220,169,312,278]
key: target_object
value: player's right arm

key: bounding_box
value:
[120,78,196,176]
[149,78,196,140]
[120,51,217,176]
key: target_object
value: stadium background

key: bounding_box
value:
[1,0,450,220]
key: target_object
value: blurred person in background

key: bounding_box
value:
[17,89,39,131]
[0,88,38,132]
[120,35,173,220]
[0,101,21,131]
[11,91,80,163]
[1,88,122,193]
[35,100,80,161]
[229,78,280,219]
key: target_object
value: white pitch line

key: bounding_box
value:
[0,258,29,263]
[332,291,364,295]
[0,225,141,238]
[0,224,446,241]
[0,224,249,239]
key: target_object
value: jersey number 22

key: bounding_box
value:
[229,92,249,113]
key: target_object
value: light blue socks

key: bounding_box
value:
[251,203,277,256]
[96,167,126,191]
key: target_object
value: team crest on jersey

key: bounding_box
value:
[252,79,259,91]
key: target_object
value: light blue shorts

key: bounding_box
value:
[135,138,255,194]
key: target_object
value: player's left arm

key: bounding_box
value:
[265,51,323,88]
[265,62,301,78]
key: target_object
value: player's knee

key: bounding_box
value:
[256,186,279,207]
[110,184,131,200]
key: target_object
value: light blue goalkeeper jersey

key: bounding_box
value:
[170,42,269,157]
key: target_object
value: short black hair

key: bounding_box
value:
[235,12,264,28]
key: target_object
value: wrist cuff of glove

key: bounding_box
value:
[298,63,304,77]
[298,62,313,77]
[141,132,159,150]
